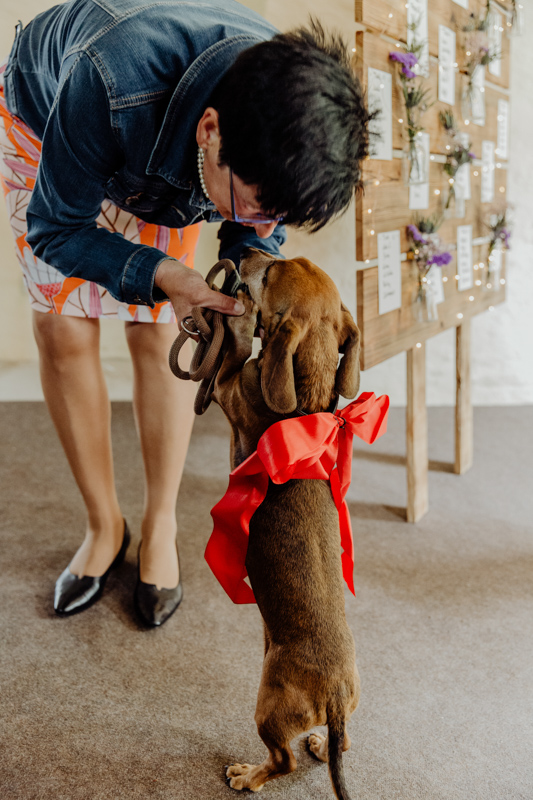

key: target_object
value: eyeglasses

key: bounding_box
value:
[229,167,283,225]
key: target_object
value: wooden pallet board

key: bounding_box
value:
[355,0,510,89]
[356,247,506,369]
[355,30,509,157]
[357,160,507,261]
[354,0,512,521]
[356,0,478,46]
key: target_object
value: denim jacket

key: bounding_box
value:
[3,0,286,306]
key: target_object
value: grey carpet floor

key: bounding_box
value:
[0,402,532,800]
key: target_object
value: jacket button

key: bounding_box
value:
[134,295,146,305]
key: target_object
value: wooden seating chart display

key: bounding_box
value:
[354,0,512,521]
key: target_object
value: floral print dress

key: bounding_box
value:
[0,62,200,323]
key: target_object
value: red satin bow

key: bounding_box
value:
[205,392,390,604]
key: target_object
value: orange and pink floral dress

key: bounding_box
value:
[0,62,200,323]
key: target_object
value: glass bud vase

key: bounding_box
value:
[412,279,438,324]
[510,3,525,37]
[442,179,466,220]
[461,71,485,126]
[402,136,428,186]
[483,244,503,292]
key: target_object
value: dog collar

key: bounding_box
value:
[291,393,339,419]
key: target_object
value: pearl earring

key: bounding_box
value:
[197,146,210,200]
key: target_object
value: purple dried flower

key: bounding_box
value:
[468,152,476,159]
[407,224,428,244]
[427,252,453,267]
[389,51,418,68]
[402,67,417,79]
[500,227,511,247]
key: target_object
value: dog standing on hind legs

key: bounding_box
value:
[212,248,362,798]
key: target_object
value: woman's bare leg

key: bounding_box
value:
[32,310,124,577]
[125,321,196,590]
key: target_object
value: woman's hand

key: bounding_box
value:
[154,259,244,327]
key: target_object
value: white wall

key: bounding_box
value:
[0,0,531,405]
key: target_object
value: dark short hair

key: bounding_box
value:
[211,19,370,231]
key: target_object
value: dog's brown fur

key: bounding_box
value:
[213,248,362,798]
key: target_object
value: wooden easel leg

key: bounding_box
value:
[455,321,473,474]
[406,344,428,523]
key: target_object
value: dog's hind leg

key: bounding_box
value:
[308,728,352,761]
[226,732,297,792]
[226,680,308,792]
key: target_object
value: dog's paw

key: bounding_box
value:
[226,763,262,792]
[233,288,257,316]
[226,291,258,346]
[227,763,254,778]
[307,732,328,762]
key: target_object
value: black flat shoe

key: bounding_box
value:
[54,521,131,616]
[134,542,183,627]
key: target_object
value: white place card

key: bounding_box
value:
[454,165,470,201]
[407,0,429,77]
[368,68,393,161]
[452,0,468,7]
[496,99,509,160]
[471,65,485,126]
[378,231,402,315]
[488,10,502,78]
[481,140,495,203]
[457,225,473,291]
[427,265,445,305]
[455,131,471,201]
[438,26,456,106]
[409,132,430,210]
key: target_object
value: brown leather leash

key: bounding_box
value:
[168,259,243,415]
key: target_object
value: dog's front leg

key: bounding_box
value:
[215,290,257,391]
[213,291,260,466]
[213,291,258,441]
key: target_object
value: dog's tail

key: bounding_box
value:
[327,702,352,800]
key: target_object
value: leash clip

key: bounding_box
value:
[169,259,243,415]
[180,315,201,336]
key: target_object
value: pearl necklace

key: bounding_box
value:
[197,146,210,200]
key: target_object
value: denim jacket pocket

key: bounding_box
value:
[105,171,195,227]
[105,171,158,212]
[3,21,23,117]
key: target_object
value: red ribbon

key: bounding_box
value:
[205,392,390,604]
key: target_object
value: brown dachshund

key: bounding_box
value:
[213,248,361,799]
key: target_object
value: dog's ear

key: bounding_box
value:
[335,305,361,399]
[261,318,301,414]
